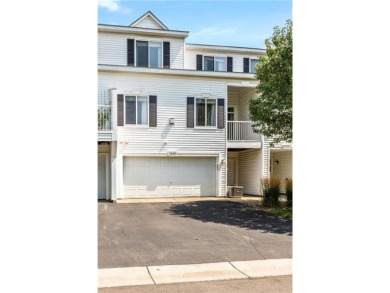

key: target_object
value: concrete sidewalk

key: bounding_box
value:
[98,258,292,288]
[98,275,292,293]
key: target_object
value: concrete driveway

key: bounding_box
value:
[98,199,292,269]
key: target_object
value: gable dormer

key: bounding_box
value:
[129,11,168,30]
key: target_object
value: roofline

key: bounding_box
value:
[186,43,266,54]
[98,24,189,38]
[98,64,258,80]
[129,11,169,30]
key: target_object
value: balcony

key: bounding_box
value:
[98,90,113,141]
[227,121,262,148]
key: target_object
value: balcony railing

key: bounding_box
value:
[227,121,261,141]
[98,90,112,131]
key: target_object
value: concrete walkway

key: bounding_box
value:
[98,258,292,288]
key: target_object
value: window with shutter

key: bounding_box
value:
[163,42,170,68]
[243,58,249,73]
[127,39,134,66]
[227,57,233,72]
[187,97,194,128]
[196,55,203,70]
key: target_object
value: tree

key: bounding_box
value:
[249,20,292,144]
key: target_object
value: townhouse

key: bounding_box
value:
[97,11,292,201]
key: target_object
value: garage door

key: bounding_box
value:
[123,157,216,198]
[98,154,107,200]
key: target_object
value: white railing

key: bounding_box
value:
[98,90,112,131]
[227,121,261,141]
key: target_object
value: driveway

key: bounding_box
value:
[98,200,292,268]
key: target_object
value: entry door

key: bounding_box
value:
[98,154,106,199]
[227,158,236,186]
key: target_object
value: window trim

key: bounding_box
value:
[203,55,227,72]
[124,94,150,128]
[134,39,164,69]
[194,97,218,129]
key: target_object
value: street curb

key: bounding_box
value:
[98,258,292,288]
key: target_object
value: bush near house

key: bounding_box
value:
[285,178,293,207]
[261,178,281,208]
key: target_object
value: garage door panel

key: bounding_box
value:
[123,157,216,198]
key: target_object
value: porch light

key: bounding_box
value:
[275,160,279,165]
[169,118,175,125]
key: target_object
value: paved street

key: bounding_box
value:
[98,199,292,268]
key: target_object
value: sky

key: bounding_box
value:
[98,0,292,48]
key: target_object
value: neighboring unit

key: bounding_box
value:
[97,11,292,201]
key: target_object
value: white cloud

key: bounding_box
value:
[98,0,131,14]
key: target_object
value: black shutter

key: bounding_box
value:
[187,97,194,128]
[117,94,124,126]
[196,55,203,70]
[127,39,134,66]
[217,99,225,129]
[227,57,233,72]
[149,95,157,127]
[163,42,170,68]
[243,58,249,73]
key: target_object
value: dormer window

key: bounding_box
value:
[136,40,163,68]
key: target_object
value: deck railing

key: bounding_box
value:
[227,121,261,141]
[98,90,112,131]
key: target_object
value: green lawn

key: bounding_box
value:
[266,207,293,220]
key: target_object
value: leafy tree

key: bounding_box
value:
[249,20,292,144]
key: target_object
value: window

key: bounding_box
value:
[136,40,163,68]
[215,57,226,71]
[204,56,214,71]
[250,59,259,73]
[227,107,235,121]
[149,42,162,68]
[196,98,216,127]
[125,95,149,125]
[203,56,227,71]
[136,41,148,67]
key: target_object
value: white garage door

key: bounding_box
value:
[123,157,216,198]
[98,154,107,200]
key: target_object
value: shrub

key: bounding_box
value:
[285,178,293,207]
[262,178,281,208]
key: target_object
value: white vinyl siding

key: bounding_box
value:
[98,32,184,69]
[271,150,292,193]
[98,71,227,198]
[123,157,216,198]
[236,87,257,121]
[237,149,262,195]
[132,16,162,29]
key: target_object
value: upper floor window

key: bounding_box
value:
[204,56,214,71]
[125,95,149,125]
[136,40,162,68]
[196,98,216,127]
[197,55,232,72]
[203,56,226,72]
[250,59,259,73]
[215,57,226,71]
